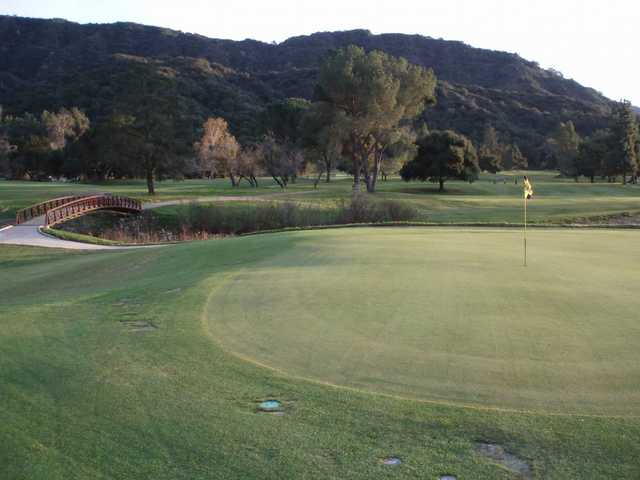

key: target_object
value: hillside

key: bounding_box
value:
[0,16,615,165]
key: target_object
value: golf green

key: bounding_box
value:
[206,227,640,416]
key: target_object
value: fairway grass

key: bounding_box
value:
[2,228,640,479]
[207,228,640,416]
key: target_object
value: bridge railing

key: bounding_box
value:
[44,195,142,226]
[15,194,101,224]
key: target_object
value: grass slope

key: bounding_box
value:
[1,229,640,479]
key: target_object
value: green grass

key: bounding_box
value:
[2,171,639,226]
[41,227,122,245]
[209,228,640,416]
[2,229,640,479]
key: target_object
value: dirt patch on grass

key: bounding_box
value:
[476,443,532,479]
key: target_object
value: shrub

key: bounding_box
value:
[57,196,420,243]
[183,201,332,234]
[336,195,418,224]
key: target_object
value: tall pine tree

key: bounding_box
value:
[609,100,638,184]
[552,121,581,180]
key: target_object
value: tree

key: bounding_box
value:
[503,144,528,170]
[258,134,301,188]
[2,113,50,179]
[0,136,15,177]
[301,104,345,184]
[263,98,310,145]
[234,145,261,187]
[609,100,638,184]
[0,109,16,177]
[479,152,501,173]
[315,45,437,192]
[127,105,177,195]
[481,125,500,154]
[107,65,191,195]
[551,121,581,179]
[380,128,417,181]
[67,113,133,180]
[41,107,90,151]
[577,129,609,183]
[400,130,479,192]
[263,98,310,183]
[478,125,504,173]
[195,117,241,186]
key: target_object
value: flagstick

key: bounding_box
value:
[523,194,527,267]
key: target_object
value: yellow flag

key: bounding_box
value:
[523,176,533,199]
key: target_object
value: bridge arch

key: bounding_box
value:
[15,194,142,226]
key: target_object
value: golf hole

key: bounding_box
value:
[439,475,457,480]
[381,457,402,466]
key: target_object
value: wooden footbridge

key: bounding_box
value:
[15,193,142,226]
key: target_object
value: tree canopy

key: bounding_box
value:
[315,45,437,192]
[400,130,479,191]
[551,121,581,178]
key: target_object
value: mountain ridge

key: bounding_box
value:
[0,15,615,165]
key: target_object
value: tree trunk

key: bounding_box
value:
[313,170,323,189]
[590,175,594,183]
[352,159,361,193]
[229,173,238,187]
[272,176,285,189]
[366,155,381,193]
[366,166,378,192]
[439,178,444,192]
[325,160,331,183]
[146,168,155,195]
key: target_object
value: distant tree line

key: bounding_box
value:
[541,100,639,183]
[1,46,638,193]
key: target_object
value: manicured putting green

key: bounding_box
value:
[207,227,640,415]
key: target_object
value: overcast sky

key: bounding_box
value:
[2,0,638,104]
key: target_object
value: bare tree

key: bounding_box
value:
[234,145,262,187]
[258,134,301,189]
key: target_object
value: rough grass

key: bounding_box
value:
[1,229,640,479]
